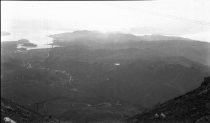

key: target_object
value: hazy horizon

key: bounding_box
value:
[1,0,210,44]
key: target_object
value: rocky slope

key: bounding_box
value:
[1,97,44,123]
[128,77,210,123]
[1,97,62,123]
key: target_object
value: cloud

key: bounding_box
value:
[130,23,210,36]
[1,31,11,36]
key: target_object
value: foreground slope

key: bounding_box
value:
[128,77,210,123]
[1,97,44,123]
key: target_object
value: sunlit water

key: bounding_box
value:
[1,30,65,50]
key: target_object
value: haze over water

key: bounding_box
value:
[1,30,67,49]
[1,0,210,45]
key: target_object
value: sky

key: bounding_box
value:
[1,0,210,43]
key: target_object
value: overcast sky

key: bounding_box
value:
[1,0,210,42]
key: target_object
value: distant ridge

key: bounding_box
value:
[48,30,210,66]
[49,30,192,42]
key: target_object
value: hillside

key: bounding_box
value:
[1,31,210,122]
[128,77,210,123]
